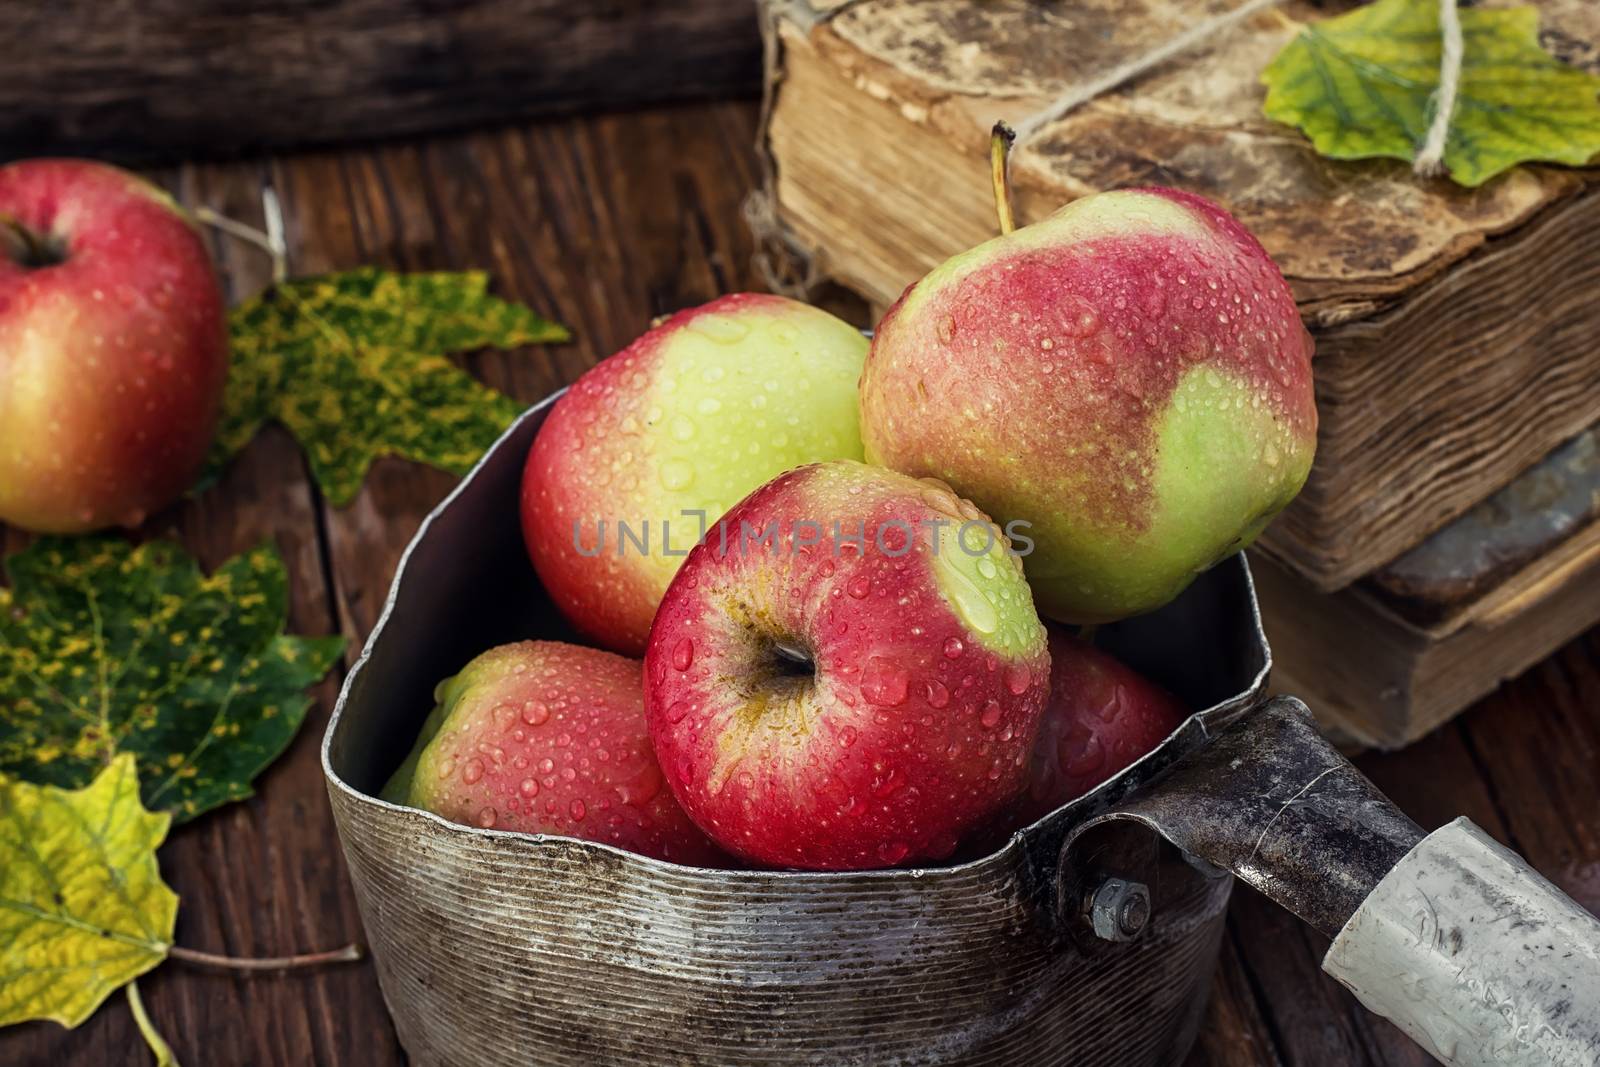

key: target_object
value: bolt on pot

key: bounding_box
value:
[324,395,1600,1067]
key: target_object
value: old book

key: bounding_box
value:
[1256,425,1600,749]
[755,0,1600,590]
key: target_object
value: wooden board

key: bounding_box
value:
[0,0,762,162]
[757,0,1600,591]
[0,99,1597,1067]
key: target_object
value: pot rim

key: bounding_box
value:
[320,392,1272,885]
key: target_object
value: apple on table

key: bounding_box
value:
[0,159,227,533]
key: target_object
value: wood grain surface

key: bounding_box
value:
[1,98,1596,1067]
[0,0,762,162]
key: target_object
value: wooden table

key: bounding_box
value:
[4,98,1597,1067]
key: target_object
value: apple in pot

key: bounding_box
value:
[522,293,868,655]
[384,640,725,866]
[1009,629,1187,828]
[645,460,1051,870]
[860,185,1316,624]
[0,159,227,533]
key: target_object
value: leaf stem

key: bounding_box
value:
[126,981,182,1067]
[168,941,363,973]
[990,122,1018,236]
[194,186,288,284]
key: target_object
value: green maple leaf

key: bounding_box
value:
[0,755,177,1030]
[0,537,344,823]
[1262,0,1600,186]
[201,268,569,505]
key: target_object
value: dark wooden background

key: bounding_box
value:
[2,97,1597,1067]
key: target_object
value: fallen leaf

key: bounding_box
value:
[200,268,569,504]
[0,755,177,1029]
[1261,0,1600,186]
[0,537,343,823]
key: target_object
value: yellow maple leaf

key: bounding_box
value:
[0,754,177,1029]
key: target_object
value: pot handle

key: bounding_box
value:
[1062,696,1600,1067]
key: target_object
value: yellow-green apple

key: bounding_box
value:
[385,640,725,866]
[644,460,1051,870]
[0,159,227,533]
[860,187,1316,623]
[1010,629,1186,827]
[522,293,868,654]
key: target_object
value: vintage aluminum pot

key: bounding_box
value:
[323,395,1600,1067]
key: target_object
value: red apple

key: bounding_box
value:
[522,293,869,655]
[385,640,725,866]
[0,159,227,533]
[645,460,1051,870]
[1010,629,1187,827]
[861,187,1316,624]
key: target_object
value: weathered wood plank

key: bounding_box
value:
[0,1,762,162]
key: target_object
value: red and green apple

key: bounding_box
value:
[385,640,725,866]
[522,293,868,655]
[1009,629,1187,828]
[860,187,1316,623]
[0,159,227,533]
[644,460,1051,870]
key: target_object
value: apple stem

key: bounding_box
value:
[0,215,56,268]
[168,941,363,974]
[194,186,289,285]
[990,122,1018,236]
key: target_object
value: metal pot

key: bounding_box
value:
[323,396,1600,1067]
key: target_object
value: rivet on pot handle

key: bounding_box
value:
[1061,696,1600,1067]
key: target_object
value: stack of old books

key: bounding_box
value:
[754,0,1600,747]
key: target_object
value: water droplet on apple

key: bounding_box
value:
[665,699,693,724]
[671,637,695,671]
[943,637,965,659]
[696,396,722,416]
[979,700,1003,729]
[838,725,858,748]
[871,766,903,798]
[940,564,1000,635]
[925,679,950,708]
[937,316,957,343]
[522,700,550,726]
[975,557,997,580]
[877,840,910,864]
[659,458,694,491]
[436,756,457,780]
[519,777,540,797]
[845,575,871,600]
[689,312,750,343]
[1004,662,1032,695]
[669,415,696,441]
[616,763,664,806]
[475,806,498,828]
[537,757,556,775]
[861,656,910,707]
[462,757,485,784]
[570,799,587,821]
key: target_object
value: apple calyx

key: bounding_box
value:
[0,216,66,269]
